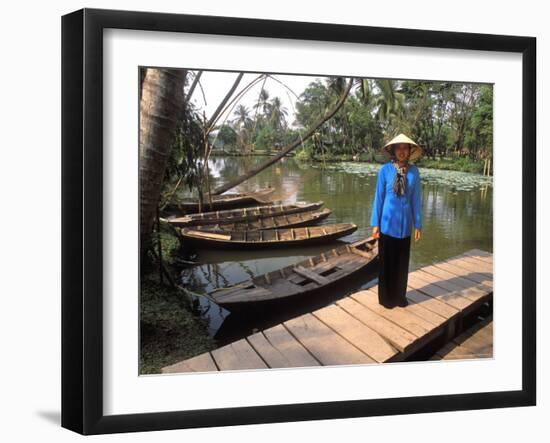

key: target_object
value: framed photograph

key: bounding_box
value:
[61,8,536,435]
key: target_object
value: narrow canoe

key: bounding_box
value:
[166,201,324,227]
[180,223,357,249]
[164,187,275,214]
[193,208,331,231]
[208,236,378,311]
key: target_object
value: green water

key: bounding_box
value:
[179,156,493,341]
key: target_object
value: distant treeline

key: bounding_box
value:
[211,78,493,164]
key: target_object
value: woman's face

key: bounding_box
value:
[393,143,411,162]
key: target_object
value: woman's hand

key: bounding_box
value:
[372,226,380,239]
[414,228,421,242]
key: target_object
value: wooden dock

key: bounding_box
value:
[430,314,493,360]
[162,249,493,373]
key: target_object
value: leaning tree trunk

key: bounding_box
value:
[213,78,355,195]
[140,68,187,259]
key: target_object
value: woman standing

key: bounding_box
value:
[370,134,423,309]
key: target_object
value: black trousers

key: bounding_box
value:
[377,232,411,308]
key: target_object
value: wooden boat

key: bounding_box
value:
[207,236,378,311]
[164,187,275,214]
[180,223,357,249]
[166,201,324,228]
[193,208,332,231]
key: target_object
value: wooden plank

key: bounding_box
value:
[450,284,492,304]
[409,276,492,311]
[437,331,493,360]
[412,269,466,293]
[460,255,494,271]
[432,260,493,287]
[452,318,493,355]
[444,257,493,278]
[454,331,493,356]
[211,339,268,371]
[293,266,330,285]
[465,248,493,259]
[410,272,490,304]
[337,297,416,352]
[458,255,494,273]
[351,248,376,259]
[352,289,433,337]
[438,344,481,360]
[418,264,490,291]
[462,249,493,264]
[284,313,375,365]
[186,230,232,240]
[433,316,493,360]
[312,304,399,363]
[407,274,476,311]
[404,287,460,319]
[162,352,218,373]
[217,286,275,303]
[247,333,294,368]
[262,324,320,367]
[398,297,448,327]
[466,319,493,342]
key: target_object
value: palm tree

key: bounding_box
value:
[253,89,271,115]
[326,76,347,97]
[232,104,253,151]
[139,68,187,258]
[232,104,252,129]
[214,78,356,195]
[268,97,288,131]
[373,79,405,124]
[325,76,351,148]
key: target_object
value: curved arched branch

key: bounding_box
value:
[206,73,244,130]
[184,70,203,103]
[213,77,356,195]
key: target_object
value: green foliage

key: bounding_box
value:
[293,78,492,165]
[416,156,484,174]
[254,125,279,151]
[465,85,493,159]
[163,75,493,199]
[140,276,216,374]
[163,103,205,204]
[140,228,216,374]
[214,124,238,150]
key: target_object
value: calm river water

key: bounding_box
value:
[178,156,493,343]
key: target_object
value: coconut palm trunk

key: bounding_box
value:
[140,68,187,258]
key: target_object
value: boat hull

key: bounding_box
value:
[181,224,358,250]
[209,237,378,311]
[164,188,276,214]
[167,201,324,227]
[193,208,331,231]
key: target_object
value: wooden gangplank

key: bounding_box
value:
[430,314,493,360]
[161,249,493,374]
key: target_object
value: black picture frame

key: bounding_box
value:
[61,7,536,435]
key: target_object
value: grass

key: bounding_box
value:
[140,227,217,375]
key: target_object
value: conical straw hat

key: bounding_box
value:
[382,133,423,161]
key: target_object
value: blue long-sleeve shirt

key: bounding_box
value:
[370,161,422,239]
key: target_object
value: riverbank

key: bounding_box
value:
[211,150,490,175]
[140,229,216,374]
[295,151,489,174]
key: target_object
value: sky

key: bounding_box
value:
[188,71,329,129]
